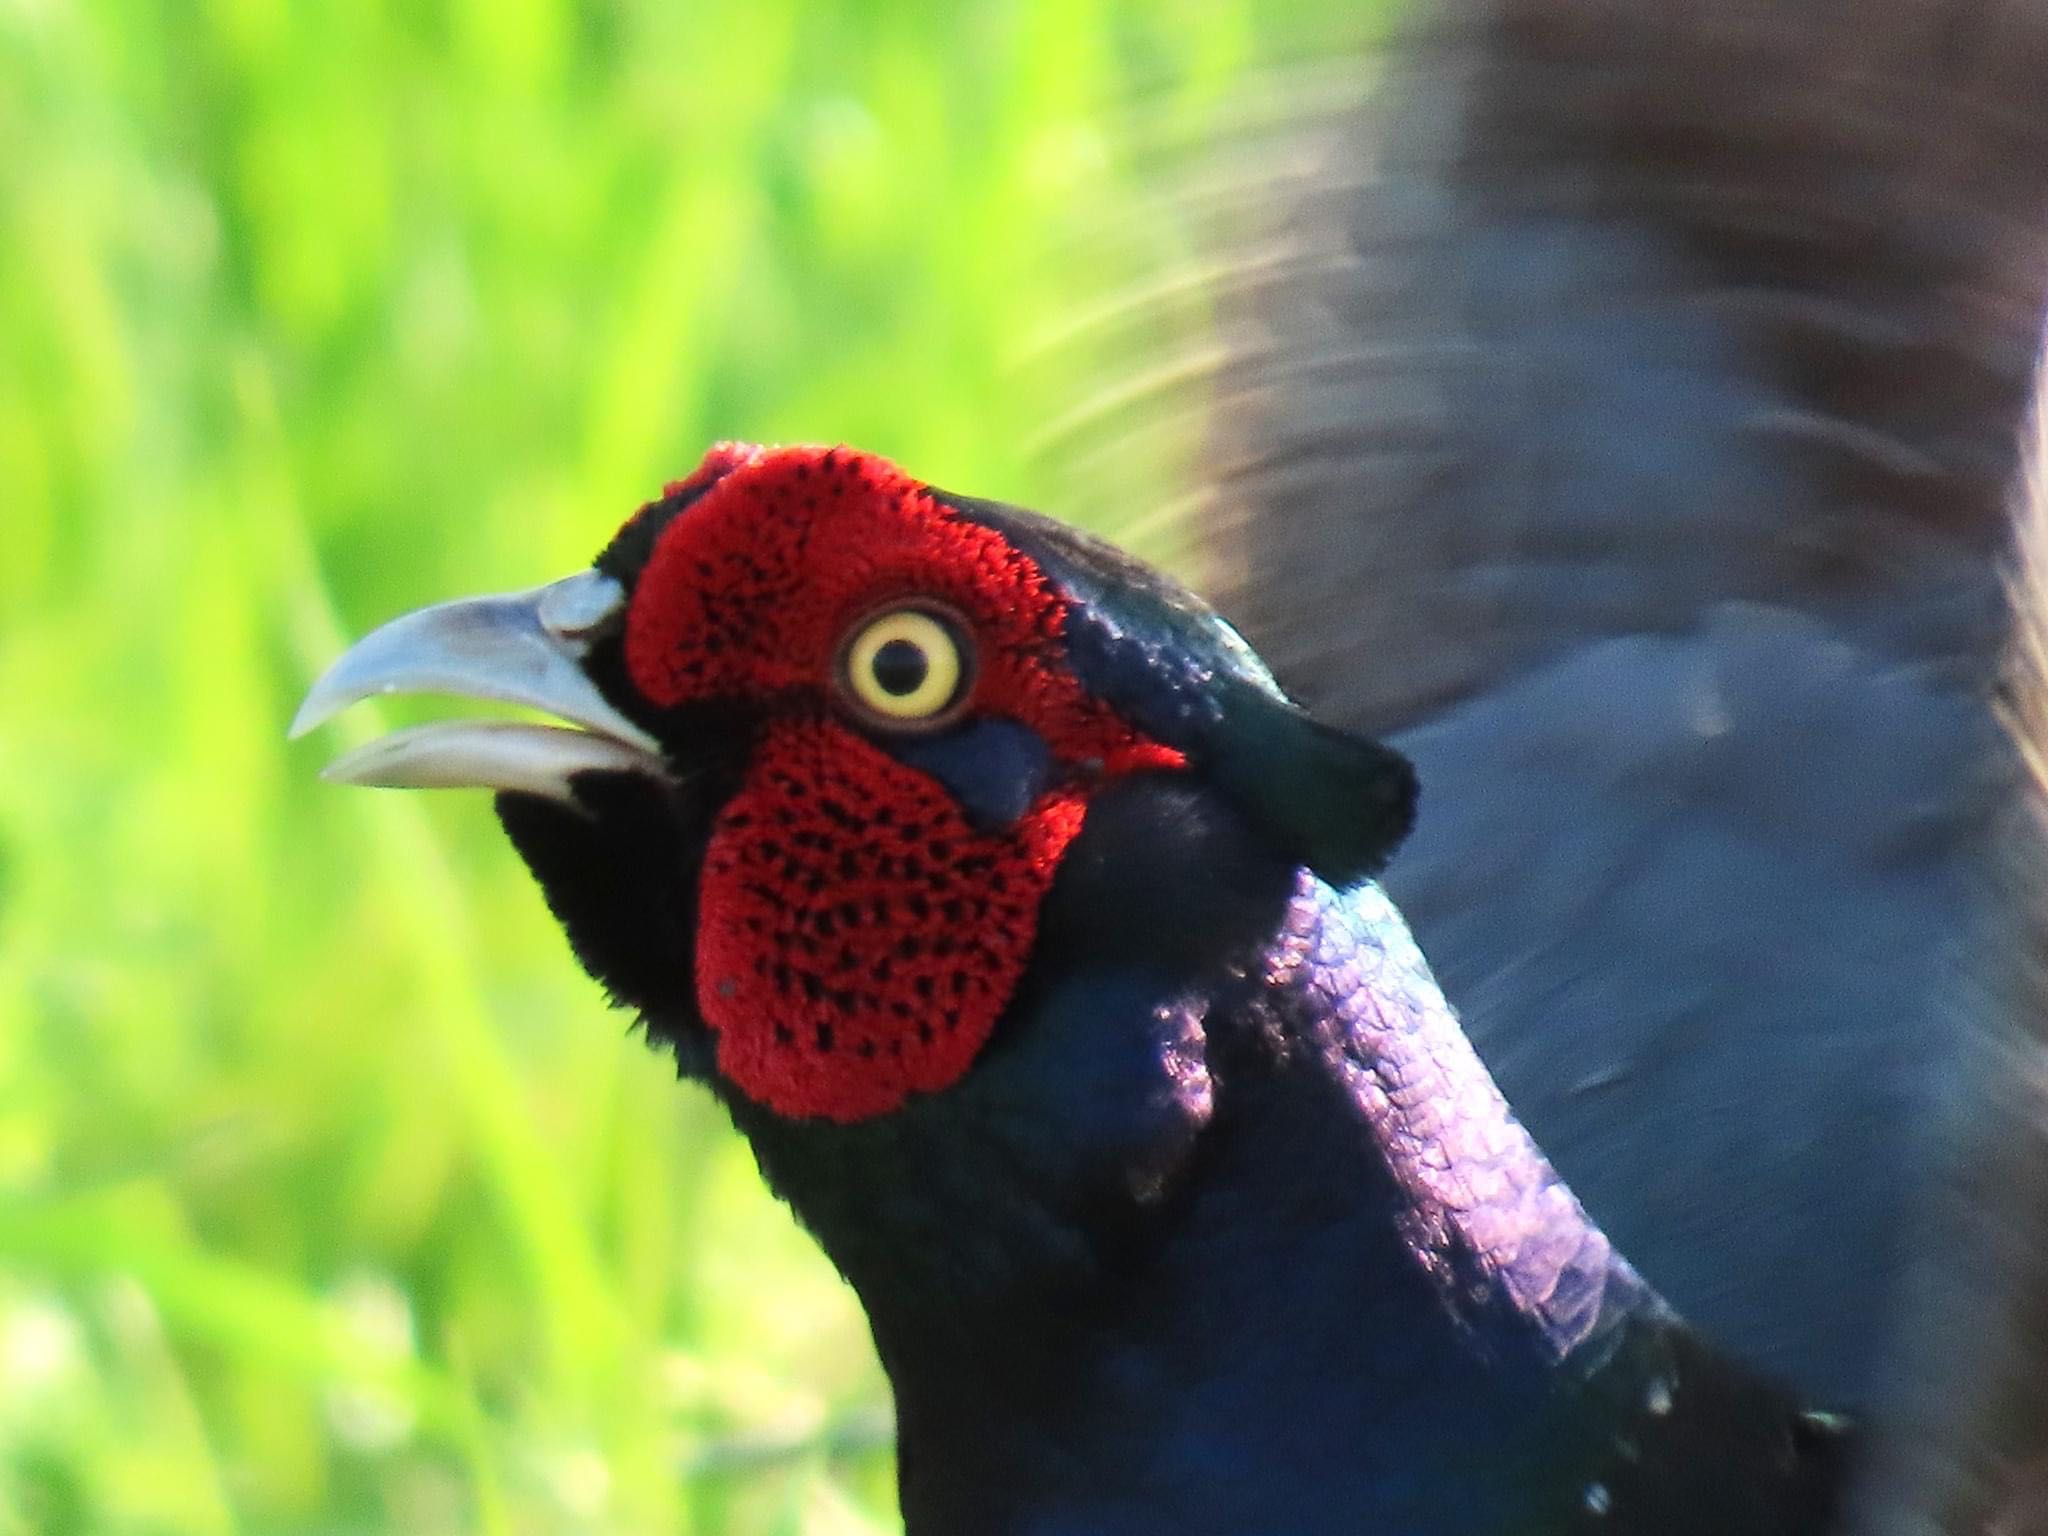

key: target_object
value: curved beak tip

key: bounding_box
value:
[290,573,668,798]
[288,684,349,742]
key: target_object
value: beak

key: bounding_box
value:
[291,570,670,802]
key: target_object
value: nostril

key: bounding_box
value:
[538,570,629,650]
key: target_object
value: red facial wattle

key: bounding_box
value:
[622,445,1183,1122]
[696,719,1090,1120]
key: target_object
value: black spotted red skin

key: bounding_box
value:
[697,719,1091,1121]
[618,444,1182,1121]
[660,441,762,500]
[622,446,1176,769]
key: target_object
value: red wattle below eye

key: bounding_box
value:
[695,719,1088,1122]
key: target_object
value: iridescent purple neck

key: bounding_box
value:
[1251,872,1654,1362]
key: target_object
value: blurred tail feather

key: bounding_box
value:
[1045,0,2048,1434]
[1854,338,2048,1536]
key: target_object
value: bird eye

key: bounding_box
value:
[838,607,970,728]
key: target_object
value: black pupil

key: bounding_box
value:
[871,637,931,698]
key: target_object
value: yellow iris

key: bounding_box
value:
[841,608,966,723]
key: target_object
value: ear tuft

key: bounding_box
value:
[1206,688,1417,887]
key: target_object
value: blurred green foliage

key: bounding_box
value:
[0,1,1345,1531]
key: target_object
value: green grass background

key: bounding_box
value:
[0,2,1350,1531]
